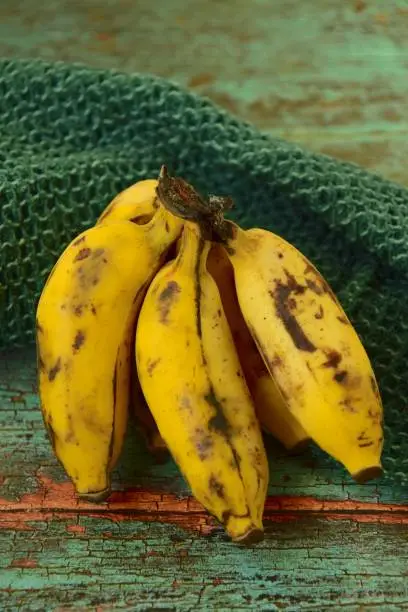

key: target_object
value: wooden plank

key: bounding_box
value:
[0,516,407,610]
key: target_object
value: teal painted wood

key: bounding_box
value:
[0,0,407,186]
[0,516,407,610]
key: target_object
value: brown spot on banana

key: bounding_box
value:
[146,358,161,376]
[314,305,324,319]
[91,304,97,315]
[73,236,86,246]
[73,304,83,317]
[194,429,213,460]
[64,414,77,444]
[74,248,92,262]
[158,280,181,324]
[180,395,193,414]
[306,278,325,295]
[206,390,229,434]
[322,350,342,369]
[48,358,61,382]
[333,370,348,384]
[72,330,85,353]
[339,398,358,413]
[272,282,316,352]
[209,475,226,499]
[337,315,349,325]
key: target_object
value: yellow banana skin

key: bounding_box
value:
[207,243,310,452]
[226,222,384,483]
[136,222,269,543]
[36,207,183,500]
[97,179,158,225]
[97,177,168,459]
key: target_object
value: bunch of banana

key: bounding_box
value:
[36,166,384,544]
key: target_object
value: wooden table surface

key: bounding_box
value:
[1,1,408,610]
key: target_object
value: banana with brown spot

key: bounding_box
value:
[36,205,183,500]
[97,178,159,225]
[135,221,269,544]
[207,242,310,453]
[225,222,384,483]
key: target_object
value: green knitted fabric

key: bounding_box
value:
[0,59,407,487]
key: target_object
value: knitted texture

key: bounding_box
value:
[0,59,407,486]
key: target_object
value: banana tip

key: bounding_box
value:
[77,487,111,504]
[233,527,264,546]
[351,465,383,484]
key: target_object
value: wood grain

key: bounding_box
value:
[0,516,407,610]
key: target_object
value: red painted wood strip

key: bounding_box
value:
[0,474,407,533]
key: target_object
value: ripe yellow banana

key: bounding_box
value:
[207,243,310,452]
[136,221,269,543]
[96,176,169,460]
[225,222,384,483]
[97,179,158,225]
[36,206,183,501]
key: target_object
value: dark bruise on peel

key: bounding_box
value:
[72,330,85,353]
[74,247,92,262]
[195,432,213,460]
[158,281,181,324]
[272,272,316,352]
[147,358,161,376]
[209,475,225,499]
[340,398,358,413]
[73,304,83,317]
[314,305,324,319]
[48,358,61,382]
[359,441,374,448]
[334,370,348,384]
[73,236,86,246]
[206,390,229,434]
[322,350,342,369]
[306,278,325,295]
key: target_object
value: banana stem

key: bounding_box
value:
[156,165,233,242]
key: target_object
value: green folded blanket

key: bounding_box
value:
[0,58,407,487]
